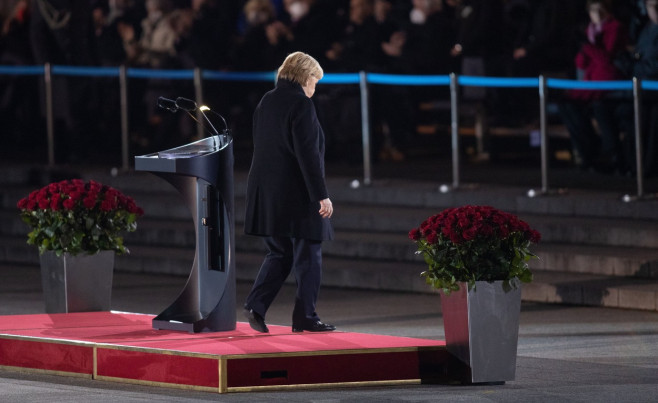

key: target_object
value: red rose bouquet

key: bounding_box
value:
[17,179,144,256]
[409,205,540,294]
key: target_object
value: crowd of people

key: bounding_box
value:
[0,0,656,174]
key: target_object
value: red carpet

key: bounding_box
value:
[0,311,448,393]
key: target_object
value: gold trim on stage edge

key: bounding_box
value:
[92,346,98,379]
[227,379,422,394]
[219,358,228,393]
[0,364,92,379]
[94,375,220,393]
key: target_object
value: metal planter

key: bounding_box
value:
[440,280,522,384]
[39,250,115,313]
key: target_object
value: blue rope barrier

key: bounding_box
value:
[51,65,120,77]
[547,78,632,91]
[367,73,450,86]
[642,80,658,91]
[459,76,539,88]
[2,65,658,92]
[319,73,361,84]
[126,68,195,80]
[0,65,43,75]
[203,70,276,82]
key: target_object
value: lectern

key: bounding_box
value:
[134,134,236,332]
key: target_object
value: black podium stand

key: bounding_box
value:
[134,134,236,332]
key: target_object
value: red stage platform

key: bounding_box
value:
[0,312,449,393]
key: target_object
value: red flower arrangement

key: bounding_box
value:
[17,179,144,256]
[409,205,540,294]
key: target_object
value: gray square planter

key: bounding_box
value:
[39,250,115,313]
[440,280,522,384]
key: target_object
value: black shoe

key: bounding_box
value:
[243,308,269,333]
[292,320,336,333]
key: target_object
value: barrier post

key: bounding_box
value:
[44,63,55,167]
[633,77,644,198]
[539,75,549,194]
[450,73,460,189]
[194,67,204,140]
[359,70,372,186]
[119,65,129,171]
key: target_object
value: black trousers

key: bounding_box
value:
[244,237,322,326]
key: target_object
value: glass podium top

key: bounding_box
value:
[156,134,230,159]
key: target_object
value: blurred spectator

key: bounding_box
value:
[29,0,94,162]
[403,0,456,74]
[227,0,289,150]
[117,0,186,151]
[86,2,126,157]
[179,0,236,70]
[30,0,92,66]
[362,0,423,162]
[326,0,380,72]
[507,0,572,77]
[496,0,574,126]
[318,0,381,161]
[232,0,290,71]
[91,2,125,66]
[449,0,504,84]
[615,0,647,43]
[447,0,504,156]
[558,0,628,171]
[614,0,658,176]
[0,0,38,152]
[281,0,343,67]
[1,0,32,65]
[118,0,177,69]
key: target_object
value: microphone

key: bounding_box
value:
[176,97,220,148]
[172,96,228,149]
[175,97,198,112]
[157,97,178,113]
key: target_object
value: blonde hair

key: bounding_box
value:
[277,52,324,86]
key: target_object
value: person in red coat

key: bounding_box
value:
[558,0,628,171]
[243,51,335,333]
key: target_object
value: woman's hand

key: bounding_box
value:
[319,198,333,218]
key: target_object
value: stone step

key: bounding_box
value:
[4,166,658,222]
[6,243,657,312]
[5,195,658,249]
[530,243,658,278]
[5,200,658,280]
[3,226,658,282]
[3,164,658,313]
[523,270,658,311]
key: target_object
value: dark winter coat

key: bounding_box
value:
[244,79,333,241]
